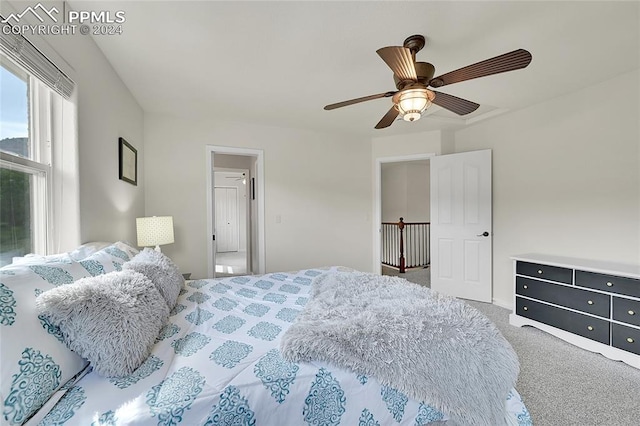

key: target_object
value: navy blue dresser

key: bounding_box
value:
[509,254,640,369]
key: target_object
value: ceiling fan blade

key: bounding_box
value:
[374,106,399,129]
[324,91,396,110]
[376,46,418,81]
[429,49,532,88]
[431,91,480,116]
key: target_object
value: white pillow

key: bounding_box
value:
[10,241,126,265]
[67,242,111,261]
[0,257,91,425]
[35,270,169,378]
[76,242,139,277]
[10,253,73,266]
[123,248,184,309]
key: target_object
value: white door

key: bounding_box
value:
[430,149,492,302]
[215,187,240,253]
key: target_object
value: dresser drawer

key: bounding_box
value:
[516,276,610,318]
[516,261,573,284]
[612,323,640,356]
[613,297,640,328]
[575,270,640,299]
[516,297,610,344]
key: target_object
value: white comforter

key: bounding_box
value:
[31,267,532,425]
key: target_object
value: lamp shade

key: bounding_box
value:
[136,216,174,250]
[396,88,435,122]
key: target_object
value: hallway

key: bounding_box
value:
[382,265,431,287]
[215,251,248,277]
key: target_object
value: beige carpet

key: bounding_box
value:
[382,265,640,425]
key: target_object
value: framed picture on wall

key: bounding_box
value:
[119,137,137,186]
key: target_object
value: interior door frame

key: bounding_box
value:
[206,145,265,277]
[373,152,435,273]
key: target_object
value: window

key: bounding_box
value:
[0,24,78,266]
[0,56,53,266]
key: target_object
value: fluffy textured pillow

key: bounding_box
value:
[1,257,92,425]
[35,269,169,378]
[122,248,184,309]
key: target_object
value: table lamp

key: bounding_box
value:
[136,216,174,252]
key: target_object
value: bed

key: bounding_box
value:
[1,242,532,426]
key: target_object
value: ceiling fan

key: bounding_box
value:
[324,35,532,129]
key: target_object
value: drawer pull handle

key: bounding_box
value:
[587,300,594,305]
[523,285,528,289]
[627,338,635,343]
[606,282,613,287]
[629,310,636,316]
[523,306,528,311]
[537,270,543,274]
[587,326,594,331]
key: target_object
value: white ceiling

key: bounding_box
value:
[73,1,639,137]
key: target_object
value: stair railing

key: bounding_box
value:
[381,217,430,273]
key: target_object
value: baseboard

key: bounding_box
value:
[492,298,513,310]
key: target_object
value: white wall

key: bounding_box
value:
[372,130,443,159]
[144,114,372,279]
[381,161,430,223]
[381,163,407,222]
[3,0,144,247]
[406,161,430,222]
[454,70,640,306]
[57,37,144,244]
[372,130,441,227]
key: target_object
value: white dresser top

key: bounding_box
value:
[511,253,640,280]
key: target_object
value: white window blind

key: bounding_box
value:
[0,21,74,98]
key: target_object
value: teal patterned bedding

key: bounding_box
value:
[32,267,532,425]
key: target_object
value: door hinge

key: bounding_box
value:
[212,234,216,241]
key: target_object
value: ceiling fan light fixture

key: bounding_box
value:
[323,35,532,130]
[403,111,422,122]
[395,88,435,122]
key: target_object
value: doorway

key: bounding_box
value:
[206,146,265,278]
[373,150,493,302]
[214,170,247,275]
[375,154,434,287]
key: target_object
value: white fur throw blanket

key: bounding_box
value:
[279,272,519,426]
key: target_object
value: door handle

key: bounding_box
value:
[477,231,490,237]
